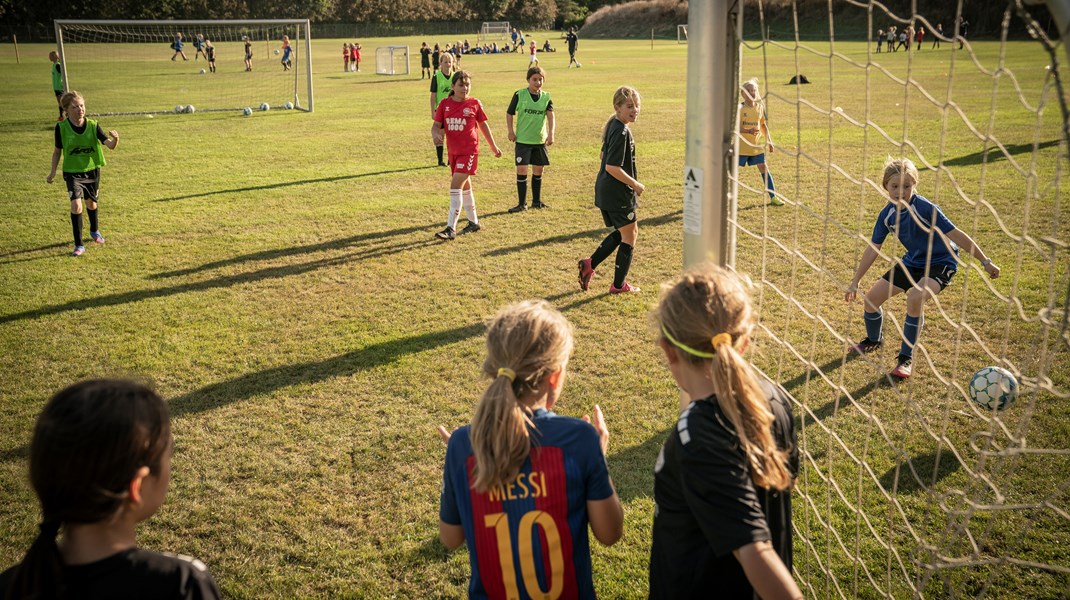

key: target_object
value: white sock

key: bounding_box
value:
[462,189,478,225]
[447,189,462,230]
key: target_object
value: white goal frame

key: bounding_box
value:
[54,19,315,114]
[677,24,688,44]
[479,21,511,42]
[375,45,409,76]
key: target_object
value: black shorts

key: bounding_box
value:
[63,169,100,202]
[514,143,550,167]
[882,263,956,291]
[601,208,637,229]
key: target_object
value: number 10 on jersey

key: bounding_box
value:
[484,510,565,599]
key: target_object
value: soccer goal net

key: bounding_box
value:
[686,0,1070,597]
[54,19,314,115]
[677,24,688,43]
[375,46,409,76]
[479,21,511,42]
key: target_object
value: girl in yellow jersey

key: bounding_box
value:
[738,78,781,206]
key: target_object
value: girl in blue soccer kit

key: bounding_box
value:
[845,158,1001,378]
[437,300,624,599]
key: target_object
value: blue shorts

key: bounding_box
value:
[738,153,766,167]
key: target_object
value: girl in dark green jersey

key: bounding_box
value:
[506,66,555,212]
[47,91,119,257]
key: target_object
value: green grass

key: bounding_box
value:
[0,33,1067,598]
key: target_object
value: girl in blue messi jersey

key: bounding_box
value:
[47,91,119,257]
[845,158,1001,378]
[437,300,624,599]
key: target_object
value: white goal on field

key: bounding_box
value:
[375,46,409,76]
[677,24,688,43]
[54,19,314,115]
[479,21,511,42]
[686,0,1070,597]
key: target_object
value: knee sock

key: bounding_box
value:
[71,213,83,247]
[531,175,542,204]
[447,189,462,230]
[864,310,883,343]
[612,243,634,288]
[516,175,528,206]
[900,315,923,359]
[462,189,478,225]
[87,208,99,233]
[762,170,776,198]
[590,230,622,269]
[436,145,444,165]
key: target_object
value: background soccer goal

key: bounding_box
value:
[687,0,1069,597]
[55,19,314,115]
[479,21,511,42]
[374,45,409,76]
[677,24,688,44]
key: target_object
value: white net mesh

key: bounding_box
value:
[480,21,511,42]
[375,46,409,76]
[56,20,311,115]
[732,0,1070,597]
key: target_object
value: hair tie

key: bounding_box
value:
[710,333,733,349]
[661,324,716,358]
[497,367,516,381]
[38,520,60,538]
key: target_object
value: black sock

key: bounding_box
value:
[87,208,98,232]
[436,145,444,164]
[71,213,83,247]
[531,175,542,204]
[590,230,622,270]
[613,242,634,288]
[516,175,528,206]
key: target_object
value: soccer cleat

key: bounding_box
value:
[531,201,550,209]
[577,258,595,291]
[435,227,456,240]
[437,161,447,167]
[90,231,105,244]
[890,356,913,379]
[849,338,882,355]
[71,246,85,257]
[609,282,641,294]
[769,196,784,206]
[508,204,527,213]
[459,222,482,235]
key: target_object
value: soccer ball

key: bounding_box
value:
[260,102,270,111]
[174,105,184,113]
[274,49,280,55]
[283,102,294,110]
[242,107,253,116]
[185,105,195,113]
[199,68,206,74]
[969,366,1018,411]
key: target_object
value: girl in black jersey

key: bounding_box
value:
[0,380,221,600]
[578,86,645,294]
[649,264,802,600]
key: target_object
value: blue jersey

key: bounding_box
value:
[440,408,614,600]
[871,193,958,269]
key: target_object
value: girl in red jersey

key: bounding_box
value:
[432,70,503,240]
[437,301,624,599]
[343,43,350,72]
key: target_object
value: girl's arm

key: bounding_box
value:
[733,540,804,600]
[546,110,555,146]
[845,244,882,301]
[587,489,624,546]
[47,148,61,183]
[505,113,516,142]
[477,121,502,157]
[947,228,1000,278]
[105,130,119,150]
[761,118,774,152]
[604,165,644,197]
[439,521,465,550]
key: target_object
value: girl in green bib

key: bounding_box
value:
[47,91,119,257]
[506,66,555,212]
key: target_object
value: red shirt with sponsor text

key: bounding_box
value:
[434,96,488,156]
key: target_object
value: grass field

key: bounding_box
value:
[0,31,1067,599]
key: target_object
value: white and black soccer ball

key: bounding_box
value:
[199,68,206,74]
[260,102,270,111]
[242,107,253,116]
[175,105,184,113]
[274,49,280,55]
[283,101,294,110]
[969,366,1018,411]
[185,105,196,114]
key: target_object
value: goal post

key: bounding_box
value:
[375,46,409,76]
[677,24,688,44]
[479,21,511,42]
[54,19,314,115]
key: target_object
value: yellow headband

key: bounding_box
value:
[661,325,733,358]
[497,367,516,381]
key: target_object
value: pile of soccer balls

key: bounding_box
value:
[174,105,196,114]
[241,102,294,116]
[969,366,1018,411]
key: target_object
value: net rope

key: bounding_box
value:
[732,0,1070,596]
[57,21,310,115]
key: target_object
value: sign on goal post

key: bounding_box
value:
[375,46,409,76]
[54,19,314,115]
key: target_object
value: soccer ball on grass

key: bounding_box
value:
[185,105,196,114]
[283,102,294,110]
[174,105,184,113]
[969,366,1018,411]
[260,102,270,111]
[274,49,280,55]
[199,68,206,74]
[242,107,253,116]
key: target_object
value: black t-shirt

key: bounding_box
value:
[55,120,108,149]
[431,50,440,69]
[206,46,215,61]
[595,117,637,211]
[566,32,579,52]
[0,547,221,600]
[505,90,554,115]
[648,377,798,599]
[420,46,432,67]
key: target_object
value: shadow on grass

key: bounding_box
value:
[150,166,437,202]
[168,321,485,417]
[801,377,887,425]
[0,237,435,325]
[0,444,29,464]
[0,242,70,265]
[607,424,673,502]
[942,140,1060,167]
[483,209,683,258]
[878,449,962,495]
[0,242,69,259]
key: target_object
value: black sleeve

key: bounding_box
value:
[55,124,63,149]
[506,91,520,115]
[180,566,223,600]
[603,122,627,168]
[96,124,108,143]
[429,77,437,94]
[545,98,553,112]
